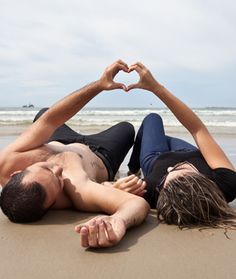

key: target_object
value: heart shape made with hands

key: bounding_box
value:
[114,70,139,89]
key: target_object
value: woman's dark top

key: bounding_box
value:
[144,150,236,208]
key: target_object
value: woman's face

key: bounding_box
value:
[163,162,199,187]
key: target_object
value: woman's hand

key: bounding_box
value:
[113,174,147,197]
[126,62,160,92]
[75,215,126,248]
[99,60,129,91]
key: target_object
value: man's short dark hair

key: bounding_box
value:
[0,171,48,223]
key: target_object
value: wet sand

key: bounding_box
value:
[0,128,236,279]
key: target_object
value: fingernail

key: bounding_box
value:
[74,227,79,232]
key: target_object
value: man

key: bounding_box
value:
[0,60,150,248]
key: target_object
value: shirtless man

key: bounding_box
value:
[0,60,150,248]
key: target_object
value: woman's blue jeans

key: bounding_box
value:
[128,113,197,176]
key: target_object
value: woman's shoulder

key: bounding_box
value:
[212,167,236,202]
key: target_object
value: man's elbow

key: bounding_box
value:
[132,196,150,218]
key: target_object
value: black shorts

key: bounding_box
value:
[34,108,135,180]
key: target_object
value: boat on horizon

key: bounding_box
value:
[22,103,34,108]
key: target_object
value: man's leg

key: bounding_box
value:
[128,113,170,176]
[33,108,84,144]
[34,109,134,180]
[84,122,135,180]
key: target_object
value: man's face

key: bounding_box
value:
[23,162,64,208]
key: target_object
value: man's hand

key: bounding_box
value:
[99,60,129,91]
[126,62,159,92]
[75,215,126,248]
[113,175,147,197]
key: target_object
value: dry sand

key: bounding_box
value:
[0,131,236,279]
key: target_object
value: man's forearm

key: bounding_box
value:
[42,80,104,129]
[113,197,150,229]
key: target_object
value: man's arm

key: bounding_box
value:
[3,82,102,154]
[61,155,149,248]
[75,195,149,248]
[74,181,150,248]
[3,60,129,154]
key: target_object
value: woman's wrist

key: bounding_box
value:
[151,82,166,96]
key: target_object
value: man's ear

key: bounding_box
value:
[10,170,22,177]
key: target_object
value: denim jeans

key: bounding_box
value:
[128,113,197,176]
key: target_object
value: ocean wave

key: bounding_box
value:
[68,119,236,128]
[0,120,32,125]
[0,111,38,115]
[0,108,236,128]
[1,120,236,128]
[79,109,169,116]
[193,109,236,116]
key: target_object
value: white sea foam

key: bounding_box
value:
[0,107,236,130]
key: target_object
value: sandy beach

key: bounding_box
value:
[1,0,236,276]
[0,126,236,279]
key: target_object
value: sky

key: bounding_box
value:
[0,0,235,108]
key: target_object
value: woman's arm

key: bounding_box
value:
[127,62,235,171]
[102,174,147,197]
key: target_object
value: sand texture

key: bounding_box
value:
[0,206,236,279]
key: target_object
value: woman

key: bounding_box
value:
[123,62,236,229]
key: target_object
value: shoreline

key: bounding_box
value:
[1,124,236,135]
[1,125,236,168]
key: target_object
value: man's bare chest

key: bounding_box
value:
[44,142,108,182]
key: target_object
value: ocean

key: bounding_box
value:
[0,106,235,169]
[0,107,236,134]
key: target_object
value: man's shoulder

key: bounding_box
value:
[0,150,9,168]
[0,151,9,185]
[0,150,19,185]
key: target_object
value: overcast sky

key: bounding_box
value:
[0,0,235,108]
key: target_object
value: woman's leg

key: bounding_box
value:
[128,113,170,176]
[166,136,198,152]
